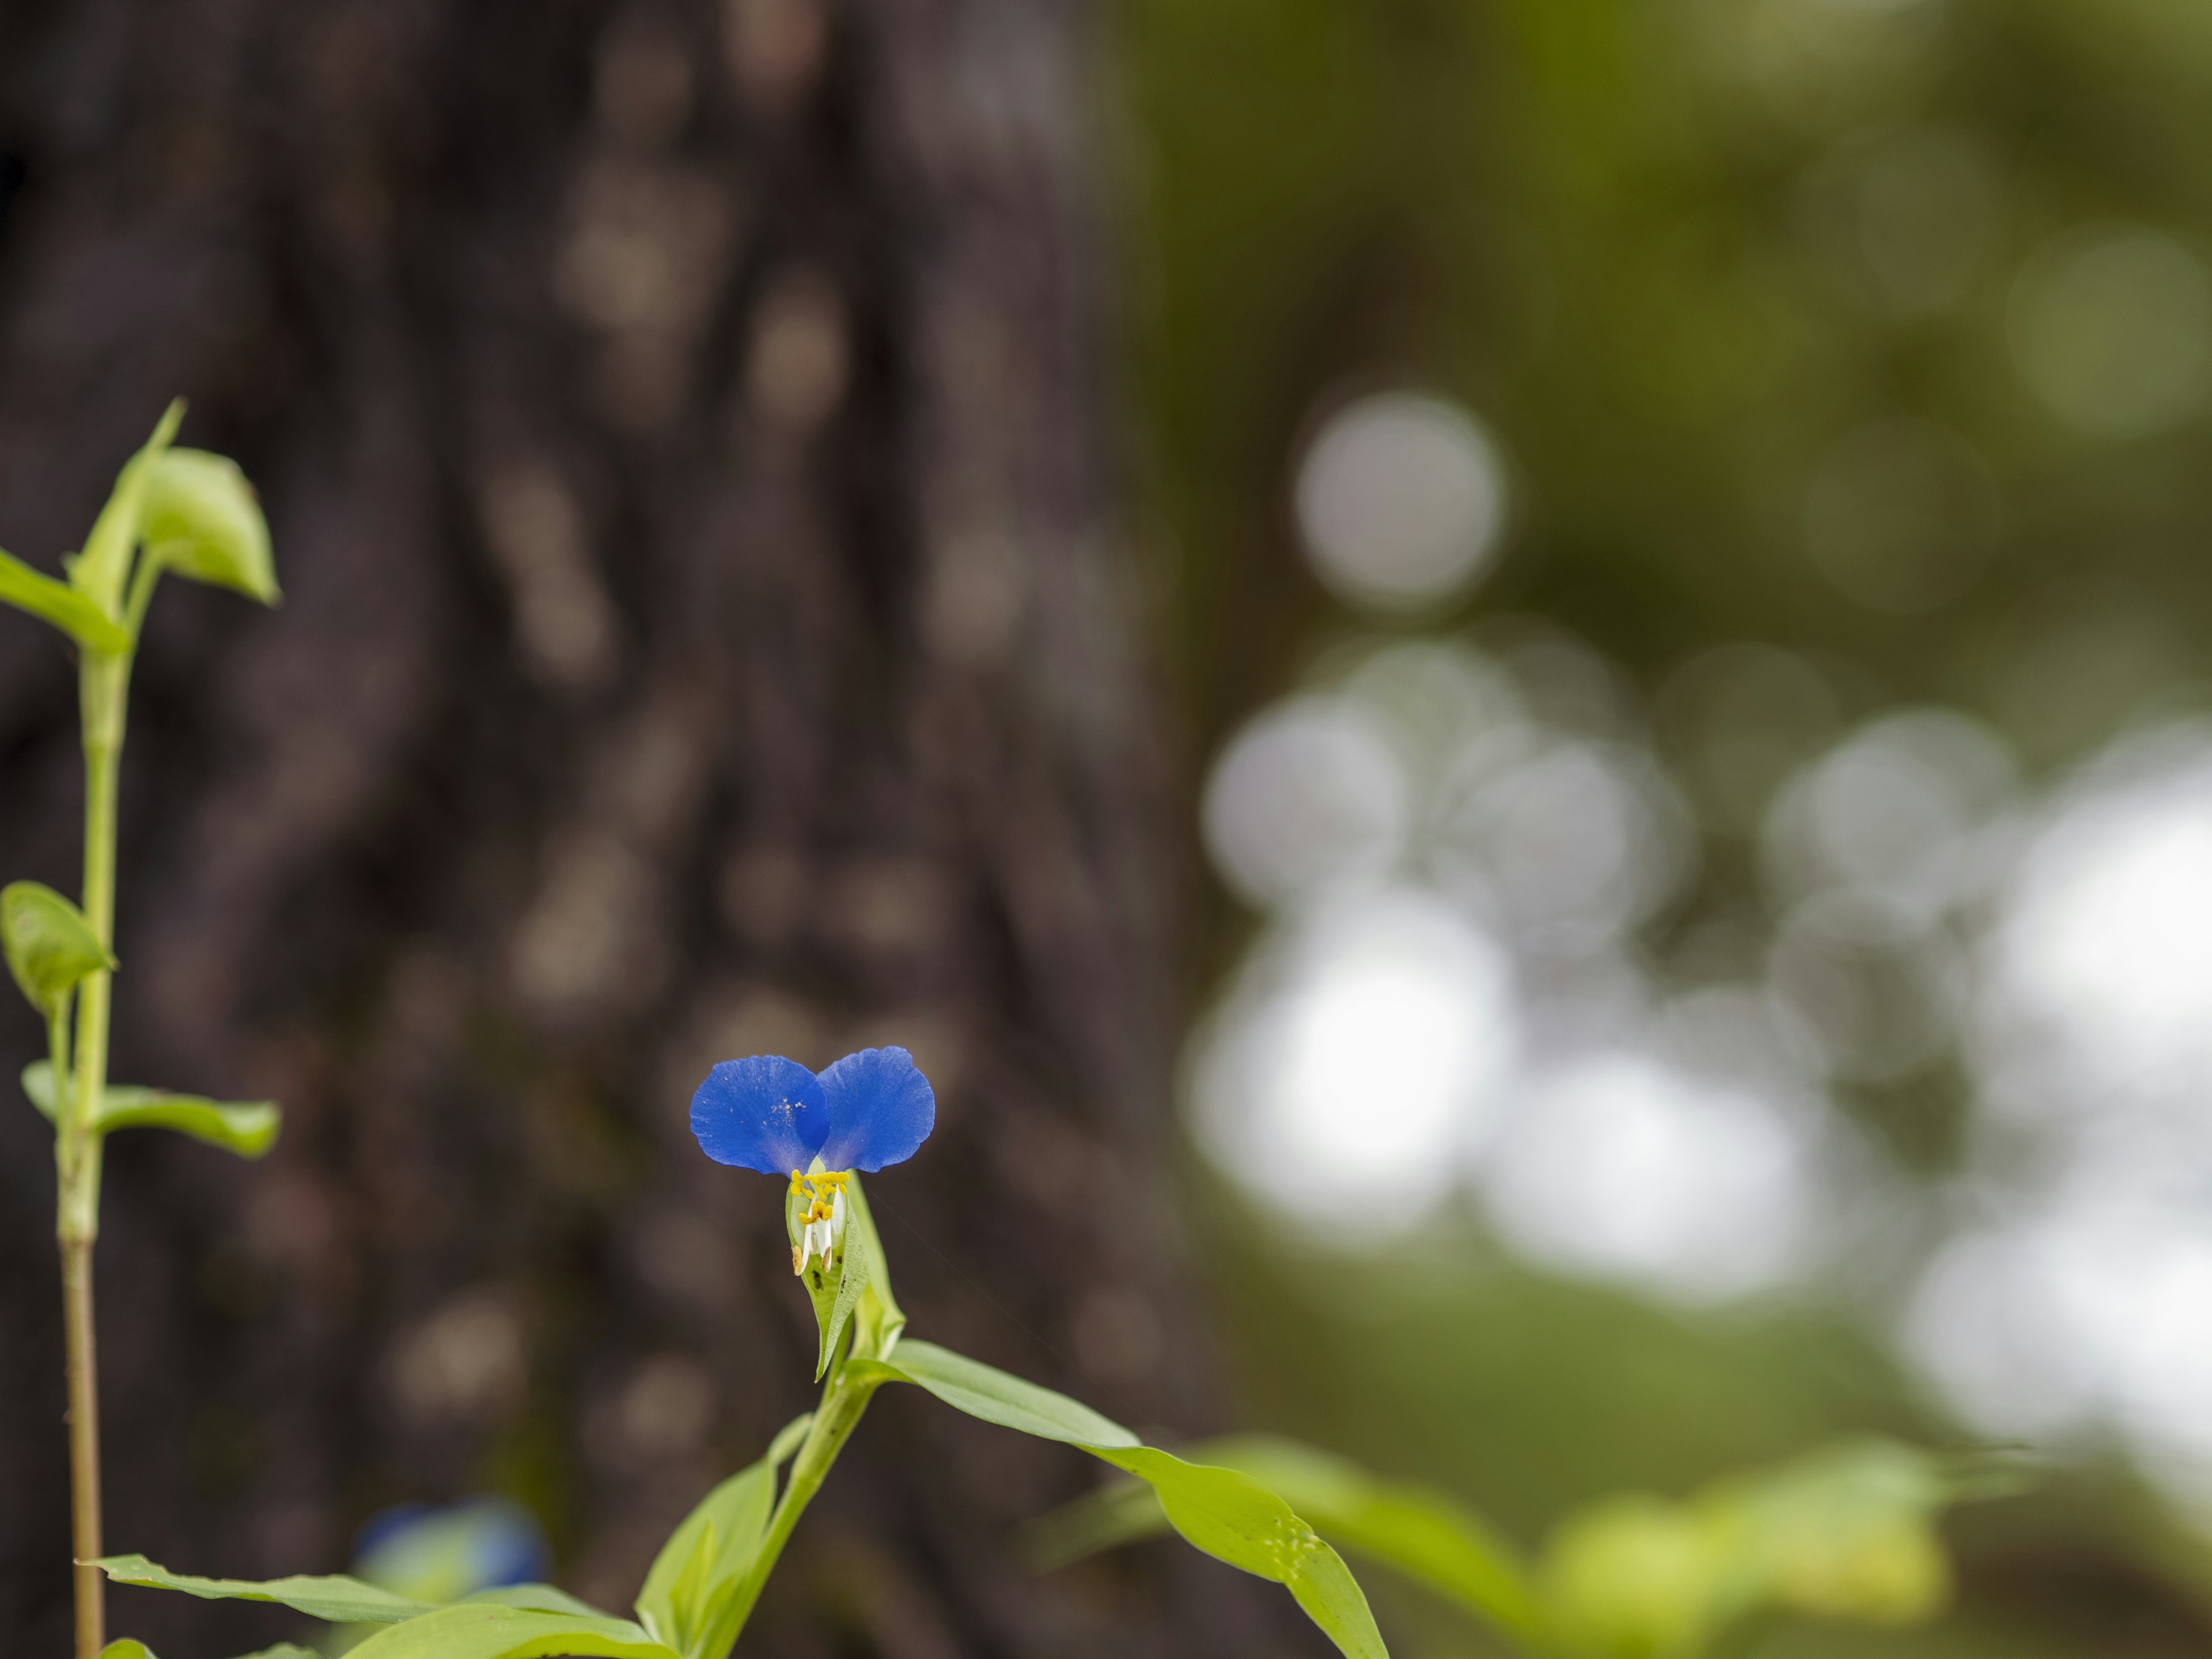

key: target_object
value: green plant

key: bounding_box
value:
[94,1066,1394,1658]
[2,404,282,1659]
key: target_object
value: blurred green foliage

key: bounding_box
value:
[1118,0,2212,1650]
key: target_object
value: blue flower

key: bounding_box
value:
[353,1498,548,1603]
[690,1046,935,1272]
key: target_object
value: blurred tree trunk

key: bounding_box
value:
[0,3,1285,1653]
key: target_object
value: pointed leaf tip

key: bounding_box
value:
[73,403,185,615]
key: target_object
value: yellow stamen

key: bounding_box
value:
[787,1170,853,1274]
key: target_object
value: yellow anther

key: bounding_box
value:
[787,1168,854,1274]
[787,1169,852,1204]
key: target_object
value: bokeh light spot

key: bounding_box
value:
[1294,392,1508,614]
[2010,226,2212,438]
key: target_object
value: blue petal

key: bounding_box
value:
[816,1046,935,1172]
[691,1055,828,1175]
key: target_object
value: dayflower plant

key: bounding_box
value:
[21,418,1989,1659]
[97,1045,1393,1659]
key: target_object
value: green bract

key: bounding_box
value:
[1,882,112,1020]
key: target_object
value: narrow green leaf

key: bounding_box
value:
[1205,1436,1542,1639]
[96,1553,433,1624]
[343,1603,681,1659]
[635,1411,812,1658]
[848,1340,1140,1449]
[0,547,131,653]
[1092,1447,1389,1659]
[1034,1434,1542,1643]
[98,1084,280,1156]
[141,448,279,605]
[21,1062,280,1156]
[229,1649,321,1659]
[858,1343,1386,1659]
[74,400,184,616]
[2,881,112,1019]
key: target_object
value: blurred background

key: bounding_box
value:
[5,0,2212,1653]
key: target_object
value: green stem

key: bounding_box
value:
[61,643,130,1659]
[717,1366,882,1652]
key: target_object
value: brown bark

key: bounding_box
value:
[0,2,1288,1652]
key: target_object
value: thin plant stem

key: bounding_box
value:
[61,641,132,1659]
[60,1237,103,1659]
[718,1365,882,1652]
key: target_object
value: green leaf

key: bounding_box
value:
[96,1082,280,1156]
[847,1339,1140,1449]
[1093,1447,1389,1659]
[74,401,184,617]
[96,1553,434,1623]
[2,881,112,1019]
[635,1411,812,1658]
[21,1061,280,1156]
[856,1343,1386,1659]
[343,1603,680,1659]
[0,547,131,653]
[1203,1437,1541,1639]
[140,448,279,605]
[229,1649,322,1659]
[1037,1435,1542,1644]
[96,1643,156,1659]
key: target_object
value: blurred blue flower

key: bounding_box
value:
[690,1047,935,1273]
[352,1497,547,1605]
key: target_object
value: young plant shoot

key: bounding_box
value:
[1,404,282,1659]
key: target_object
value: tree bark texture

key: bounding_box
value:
[0,3,1290,1653]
